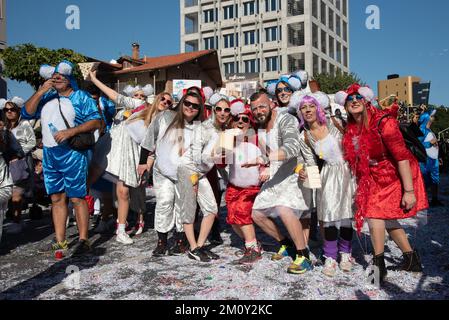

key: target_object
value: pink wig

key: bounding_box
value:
[297,95,327,128]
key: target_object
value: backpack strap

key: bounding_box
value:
[330,116,345,135]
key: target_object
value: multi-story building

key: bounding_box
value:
[180,0,350,84]
[0,0,7,98]
[378,75,430,107]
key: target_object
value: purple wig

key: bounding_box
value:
[297,95,327,128]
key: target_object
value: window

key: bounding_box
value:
[223,34,237,48]
[244,30,257,45]
[244,1,256,15]
[224,5,234,19]
[204,37,218,50]
[244,59,260,73]
[312,0,318,18]
[336,41,342,63]
[336,15,341,37]
[321,30,327,54]
[265,26,280,42]
[336,0,341,12]
[265,0,279,12]
[343,46,348,67]
[328,9,334,32]
[224,62,238,75]
[204,9,215,23]
[320,1,326,25]
[312,23,319,49]
[321,59,328,74]
[313,54,319,75]
[343,21,348,41]
[329,35,335,59]
[266,56,280,72]
[343,0,347,16]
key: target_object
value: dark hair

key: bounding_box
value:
[249,91,270,103]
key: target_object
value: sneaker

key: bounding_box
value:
[271,245,296,261]
[94,220,110,234]
[153,240,168,257]
[200,247,220,260]
[235,248,262,265]
[287,255,314,275]
[72,239,92,256]
[322,257,338,277]
[116,232,134,245]
[169,239,187,256]
[339,253,354,272]
[188,247,211,262]
[6,222,23,234]
[134,221,145,236]
[38,239,69,255]
[115,221,132,235]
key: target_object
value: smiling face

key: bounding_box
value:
[158,94,173,111]
[233,113,251,133]
[250,94,273,126]
[51,73,71,92]
[345,94,366,118]
[299,103,318,125]
[276,82,293,105]
[214,100,231,126]
[182,95,201,121]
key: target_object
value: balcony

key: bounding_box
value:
[287,0,305,16]
[287,23,305,47]
[184,0,198,8]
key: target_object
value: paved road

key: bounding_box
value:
[1,178,448,300]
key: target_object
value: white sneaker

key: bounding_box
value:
[339,253,354,272]
[322,257,338,277]
[94,220,109,234]
[116,232,134,245]
[7,222,23,234]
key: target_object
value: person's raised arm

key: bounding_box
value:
[89,71,119,103]
[24,79,55,116]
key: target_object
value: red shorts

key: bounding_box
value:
[225,184,260,226]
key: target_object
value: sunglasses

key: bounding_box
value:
[275,87,293,94]
[215,106,231,113]
[5,108,18,113]
[346,95,364,102]
[233,115,250,123]
[183,100,201,110]
[160,96,173,107]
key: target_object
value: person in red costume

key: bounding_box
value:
[336,84,428,285]
[224,100,263,264]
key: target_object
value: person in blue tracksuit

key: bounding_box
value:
[21,61,102,256]
[418,108,443,207]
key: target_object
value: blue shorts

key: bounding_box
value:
[43,145,88,199]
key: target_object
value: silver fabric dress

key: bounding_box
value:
[176,118,220,224]
[299,121,355,226]
[11,120,36,193]
[0,153,13,243]
[252,112,309,218]
[141,110,186,233]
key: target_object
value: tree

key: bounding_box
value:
[0,44,87,90]
[312,70,366,94]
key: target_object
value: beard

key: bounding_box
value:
[256,109,272,127]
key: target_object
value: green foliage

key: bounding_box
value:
[432,106,449,136]
[312,70,366,94]
[0,44,87,90]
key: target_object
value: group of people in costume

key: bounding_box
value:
[0,59,431,286]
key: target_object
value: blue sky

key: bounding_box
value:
[3,0,449,106]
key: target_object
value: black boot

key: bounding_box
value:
[390,250,423,272]
[369,253,387,285]
[153,233,168,257]
[169,232,187,256]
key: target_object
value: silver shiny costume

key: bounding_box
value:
[252,112,309,218]
[141,110,200,232]
[11,120,36,194]
[0,153,13,243]
[299,121,355,227]
[176,118,220,224]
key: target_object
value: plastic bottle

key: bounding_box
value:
[48,123,59,137]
